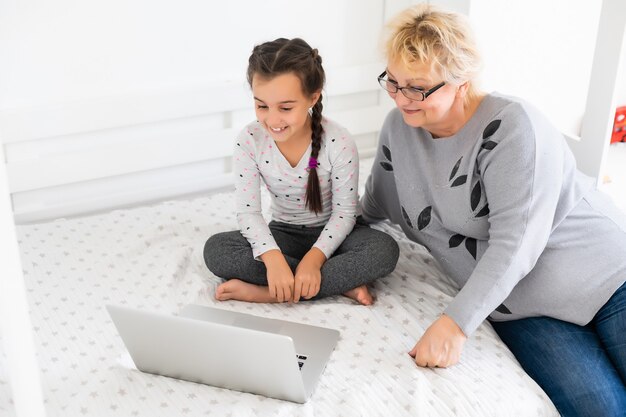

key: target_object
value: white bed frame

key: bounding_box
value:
[0,144,46,417]
[1,0,624,416]
[1,64,393,224]
[2,1,624,225]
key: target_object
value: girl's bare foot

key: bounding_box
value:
[215,279,277,303]
[343,285,374,305]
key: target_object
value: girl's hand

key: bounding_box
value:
[261,250,294,303]
[293,248,326,302]
[408,314,467,368]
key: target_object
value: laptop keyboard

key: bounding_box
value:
[296,354,308,371]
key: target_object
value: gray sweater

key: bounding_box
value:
[361,93,626,336]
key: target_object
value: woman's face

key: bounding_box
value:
[384,60,461,132]
[251,72,319,144]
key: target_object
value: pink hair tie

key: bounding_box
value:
[307,157,318,170]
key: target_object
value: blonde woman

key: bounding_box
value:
[361,4,626,416]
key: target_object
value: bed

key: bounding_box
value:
[6,2,623,413]
[0,157,558,417]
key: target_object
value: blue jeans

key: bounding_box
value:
[491,282,626,417]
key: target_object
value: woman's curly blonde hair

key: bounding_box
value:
[384,3,482,100]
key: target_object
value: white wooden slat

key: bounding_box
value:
[12,170,234,224]
[0,63,384,144]
[0,86,250,145]
[10,136,382,224]
[0,144,46,415]
[568,0,626,181]
[6,112,229,161]
[332,101,395,136]
[11,139,380,225]
[327,63,384,96]
[6,127,237,193]
[4,61,390,222]
[9,117,386,223]
[0,88,239,145]
[6,103,392,194]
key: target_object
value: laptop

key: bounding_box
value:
[106,304,340,403]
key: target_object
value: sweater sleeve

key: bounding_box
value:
[234,130,280,260]
[444,105,564,336]
[312,132,359,259]
[360,112,396,224]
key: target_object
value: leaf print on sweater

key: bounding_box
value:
[475,204,490,217]
[401,206,413,228]
[472,120,502,216]
[402,205,432,231]
[449,156,467,187]
[495,304,512,314]
[449,234,465,248]
[483,119,501,139]
[470,182,482,211]
[451,175,467,187]
[449,157,462,181]
[380,162,394,171]
[449,233,477,259]
[380,145,393,171]
[382,145,392,162]
[481,119,501,151]
[464,237,477,259]
[417,206,432,230]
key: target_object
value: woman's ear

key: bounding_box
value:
[456,81,470,98]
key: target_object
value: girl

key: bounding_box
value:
[204,38,399,304]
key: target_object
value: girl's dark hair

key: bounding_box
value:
[247,38,325,214]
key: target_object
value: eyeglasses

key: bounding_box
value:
[377,71,445,101]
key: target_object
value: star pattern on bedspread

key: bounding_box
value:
[0,158,558,417]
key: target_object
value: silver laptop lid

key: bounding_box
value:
[107,304,308,403]
[179,304,340,398]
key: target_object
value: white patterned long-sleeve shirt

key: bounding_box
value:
[234,118,359,260]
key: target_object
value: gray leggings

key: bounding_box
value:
[203,220,399,299]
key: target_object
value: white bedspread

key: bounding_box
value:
[0,160,558,417]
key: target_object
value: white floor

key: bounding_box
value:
[598,142,626,213]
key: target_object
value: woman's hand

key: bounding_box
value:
[293,248,326,302]
[261,250,294,302]
[409,314,467,368]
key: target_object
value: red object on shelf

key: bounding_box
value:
[611,106,626,143]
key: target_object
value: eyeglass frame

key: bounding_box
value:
[377,71,446,102]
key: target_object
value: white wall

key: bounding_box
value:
[615,30,626,107]
[0,0,394,223]
[1,0,623,224]
[468,0,626,180]
[469,0,602,138]
[0,0,384,108]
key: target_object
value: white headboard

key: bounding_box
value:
[1,0,624,225]
[2,64,393,224]
[1,0,420,224]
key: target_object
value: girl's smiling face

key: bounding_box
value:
[252,72,320,143]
